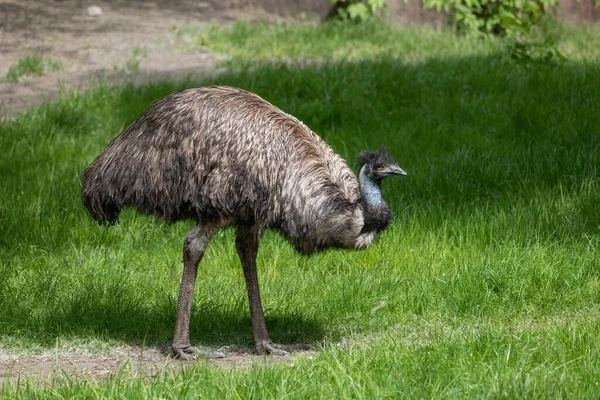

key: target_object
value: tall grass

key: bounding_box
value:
[1,21,600,397]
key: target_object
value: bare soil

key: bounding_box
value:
[0,345,314,387]
[0,0,285,117]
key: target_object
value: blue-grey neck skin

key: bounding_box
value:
[359,165,383,205]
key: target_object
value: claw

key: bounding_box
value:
[172,345,199,360]
[172,346,225,360]
[255,342,312,356]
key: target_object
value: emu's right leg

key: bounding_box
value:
[236,225,308,355]
[235,224,275,354]
[172,225,216,360]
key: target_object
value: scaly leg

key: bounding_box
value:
[235,225,274,354]
[236,225,306,355]
[172,224,216,360]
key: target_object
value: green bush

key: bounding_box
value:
[421,0,572,63]
[422,0,558,36]
[328,0,388,21]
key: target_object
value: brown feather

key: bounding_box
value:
[81,86,380,252]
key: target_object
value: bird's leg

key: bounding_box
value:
[172,225,215,360]
[235,225,287,356]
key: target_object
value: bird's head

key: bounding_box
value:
[356,147,407,181]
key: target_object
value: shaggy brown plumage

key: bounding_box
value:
[81,86,406,358]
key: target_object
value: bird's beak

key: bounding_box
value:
[388,165,407,176]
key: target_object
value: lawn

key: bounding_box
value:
[1,20,599,398]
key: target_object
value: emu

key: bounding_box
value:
[81,86,406,359]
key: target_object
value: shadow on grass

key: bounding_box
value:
[3,286,324,349]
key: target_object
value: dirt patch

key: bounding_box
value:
[0,345,316,387]
[0,0,285,117]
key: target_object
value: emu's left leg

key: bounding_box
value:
[172,224,217,360]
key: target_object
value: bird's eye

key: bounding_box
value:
[376,165,384,171]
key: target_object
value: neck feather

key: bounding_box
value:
[358,165,392,234]
[359,166,382,205]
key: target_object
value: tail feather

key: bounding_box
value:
[80,167,121,225]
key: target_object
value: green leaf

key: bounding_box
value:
[523,2,541,14]
[500,15,520,28]
[347,3,370,21]
[500,15,531,35]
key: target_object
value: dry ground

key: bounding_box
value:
[0,0,283,116]
[0,345,313,387]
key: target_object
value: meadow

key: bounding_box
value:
[1,20,599,398]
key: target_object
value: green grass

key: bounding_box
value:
[175,19,600,63]
[4,54,63,82]
[2,21,600,398]
[175,20,501,62]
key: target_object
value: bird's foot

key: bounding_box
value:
[172,345,198,360]
[172,345,225,360]
[255,341,312,356]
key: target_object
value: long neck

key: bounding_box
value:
[359,166,383,205]
[359,165,391,234]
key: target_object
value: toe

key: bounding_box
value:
[272,343,312,352]
[255,342,312,356]
[172,346,198,360]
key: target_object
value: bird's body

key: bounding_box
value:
[81,86,406,358]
